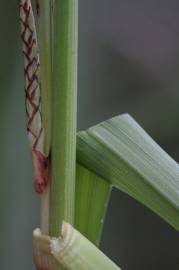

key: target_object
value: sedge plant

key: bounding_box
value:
[18,0,179,269]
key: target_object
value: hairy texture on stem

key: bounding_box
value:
[19,0,50,194]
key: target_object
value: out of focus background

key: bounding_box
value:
[1,0,179,269]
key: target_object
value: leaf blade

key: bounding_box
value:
[77,114,179,231]
[75,163,111,246]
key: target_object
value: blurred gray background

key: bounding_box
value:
[0,0,179,269]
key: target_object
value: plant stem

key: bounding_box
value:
[50,0,78,236]
[38,0,52,235]
[39,0,52,155]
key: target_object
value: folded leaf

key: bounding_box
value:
[77,114,179,231]
[75,163,111,245]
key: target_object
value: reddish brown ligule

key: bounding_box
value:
[19,0,49,194]
[32,149,50,193]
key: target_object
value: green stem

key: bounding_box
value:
[39,0,52,155]
[39,0,52,234]
[50,0,78,236]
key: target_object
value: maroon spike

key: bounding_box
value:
[19,0,50,194]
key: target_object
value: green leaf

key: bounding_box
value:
[77,114,179,231]
[75,163,111,246]
[51,222,121,270]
